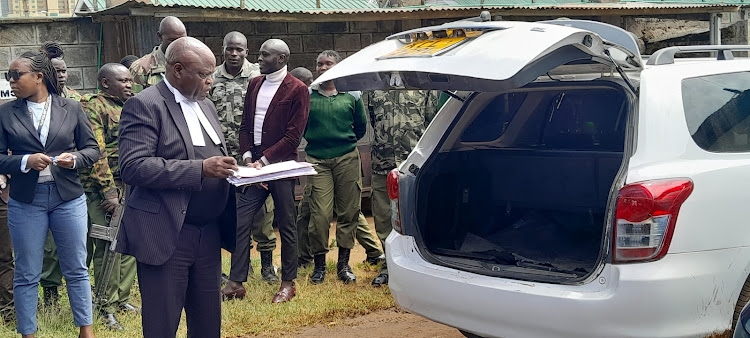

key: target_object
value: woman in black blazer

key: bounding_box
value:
[0,43,99,338]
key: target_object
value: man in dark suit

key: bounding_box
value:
[116,37,239,338]
[220,39,309,303]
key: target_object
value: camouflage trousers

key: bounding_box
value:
[85,192,137,314]
[371,173,392,275]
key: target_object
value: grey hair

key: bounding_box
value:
[165,37,212,65]
[318,50,342,63]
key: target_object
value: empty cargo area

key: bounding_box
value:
[414,83,629,281]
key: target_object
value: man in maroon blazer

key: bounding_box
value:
[221,39,310,303]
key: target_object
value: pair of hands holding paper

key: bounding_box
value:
[203,156,268,189]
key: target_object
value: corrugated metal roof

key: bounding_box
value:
[298,2,740,13]
[86,0,741,16]
[246,0,378,10]
[151,0,379,10]
[436,0,748,4]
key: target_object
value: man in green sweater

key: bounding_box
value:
[306,50,367,284]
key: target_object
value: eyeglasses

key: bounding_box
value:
[4,70,34,82]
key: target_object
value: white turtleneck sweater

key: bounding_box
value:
[243,66,287,165]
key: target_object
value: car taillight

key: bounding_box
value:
[613,178,693,263]
[387,169,403,234]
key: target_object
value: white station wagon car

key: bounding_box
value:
[315,18,750,337]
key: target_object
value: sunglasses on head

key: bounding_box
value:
[4,70,34,82]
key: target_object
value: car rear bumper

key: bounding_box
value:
[387,233,749,338]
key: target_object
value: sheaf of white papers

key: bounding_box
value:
[227,160,317,186]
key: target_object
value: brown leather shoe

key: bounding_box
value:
[220,280,246,300]
[271,282,296,303]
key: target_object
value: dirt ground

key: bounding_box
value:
[258,308,464,338]
[261,217,464,338]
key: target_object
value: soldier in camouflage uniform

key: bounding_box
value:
[368,89,438,287]
[211,32,281,287]
[40,56,82,307]
[129,16,186,94]
[79,63,138,330]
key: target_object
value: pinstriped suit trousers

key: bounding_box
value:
[137,223,221,338]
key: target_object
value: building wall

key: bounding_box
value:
[4,0,76,17]
[181,18,452,73]
[0,18,100,103]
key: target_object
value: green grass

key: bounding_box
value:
[0,252,394,338]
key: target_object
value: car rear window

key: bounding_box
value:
[461,87,627,151]
[682,71,750,152]
[461,93,527,142]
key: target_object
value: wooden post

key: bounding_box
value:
[316,0,320,8]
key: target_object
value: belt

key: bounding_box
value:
[37,175,55,183]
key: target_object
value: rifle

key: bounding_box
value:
[89,186,127,314]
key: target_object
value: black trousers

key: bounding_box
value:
[229,179,297,281]
[137,223,221,338]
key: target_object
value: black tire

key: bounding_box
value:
[734,274,750,330]
[459,330,485,338]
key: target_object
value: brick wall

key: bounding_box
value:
[0,17,100,103]
[186,18,449,73]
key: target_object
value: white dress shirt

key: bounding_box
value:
[163,78,221,147]
[20,95,58,175]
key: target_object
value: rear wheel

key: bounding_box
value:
[733,274,750,331]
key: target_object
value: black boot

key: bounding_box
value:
[100,310,124,331]
[337,248,356,284]
[260,251,279,284]
[310,254,326,284]
[42,286,59,308]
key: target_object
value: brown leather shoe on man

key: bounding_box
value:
[220,280,246,300]
[271,281,296,303]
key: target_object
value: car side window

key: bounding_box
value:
[683,72,750,152]
[460,93,527,142]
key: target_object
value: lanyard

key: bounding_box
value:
[27,96,51,139]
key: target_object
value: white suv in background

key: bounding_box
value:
[315,18,750,337]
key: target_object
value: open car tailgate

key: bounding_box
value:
[313,20,642,92]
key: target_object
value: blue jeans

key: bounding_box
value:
[7,182,92,334]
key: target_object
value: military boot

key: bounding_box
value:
[336,248,356,284]
[310,255,326,284]
[260,251,279,284]
[42,286,59,308]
